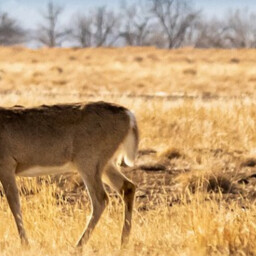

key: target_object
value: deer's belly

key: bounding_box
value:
[16,162,75,177]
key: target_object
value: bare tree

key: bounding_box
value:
[0,12,26,45]
[192,18,230,48]
[72,14,92,47]
[226,9,256,48]
[193,9,256,48]
[150,0,200,48]
[120,3,151,46]
[93,6,119,47]
[37,1,70,47]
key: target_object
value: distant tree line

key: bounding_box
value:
[1,0,256,48]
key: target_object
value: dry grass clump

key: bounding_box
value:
[175,169,237,194]
[240,157,256,168]
[158,147,184,160]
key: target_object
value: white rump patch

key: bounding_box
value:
[112,109,137,168]
[126,109,136,128]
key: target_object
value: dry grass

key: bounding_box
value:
[1,47,256,97]
[1,47,256,255]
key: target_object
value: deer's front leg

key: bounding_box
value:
[0,166,28,245]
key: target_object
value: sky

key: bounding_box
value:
[0,0,255,29]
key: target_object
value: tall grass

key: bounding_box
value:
[1,47,256,255]
[1,180,256,255]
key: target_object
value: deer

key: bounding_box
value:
[0,101,139,247]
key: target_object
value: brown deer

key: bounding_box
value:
[0,101,139,247]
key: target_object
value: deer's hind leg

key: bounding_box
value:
[0,162,28,245]
[75,159,109,247]
[102,162,136,246]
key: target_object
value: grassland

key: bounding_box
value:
[1,47,256,255]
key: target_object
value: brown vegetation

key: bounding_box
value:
[1,47,256,255]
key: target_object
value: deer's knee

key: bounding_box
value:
[95,190,109,209]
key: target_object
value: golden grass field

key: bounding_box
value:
[1,46,256,255]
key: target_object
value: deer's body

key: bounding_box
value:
[0,101,138,247]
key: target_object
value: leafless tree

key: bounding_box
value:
[149,0,200,48]
[226,9,256,48]
[37,1,70,47]
[193,10,256,48]
[72,14,92,47]
[120,3,151,46]
[0,12,26,45]
[92,6,119,47]
[192,18,230,48]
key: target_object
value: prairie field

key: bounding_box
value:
[1,47,256,255]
